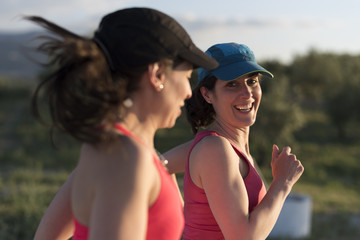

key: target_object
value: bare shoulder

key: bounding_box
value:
[189,135,243,189]
[81,137,156,187]
[77,138,160,239]
[191,134,237,166]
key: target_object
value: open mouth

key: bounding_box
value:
[234,103,253,112]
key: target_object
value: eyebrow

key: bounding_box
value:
[248,72,260,77]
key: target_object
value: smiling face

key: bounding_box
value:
[201,73,262,129]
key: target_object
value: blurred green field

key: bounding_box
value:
[1,83,360,240]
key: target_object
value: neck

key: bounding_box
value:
[117,112,157,149]
[208,120,251,156]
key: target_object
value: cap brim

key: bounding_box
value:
[212,61,273,81]
[179,46,219,70]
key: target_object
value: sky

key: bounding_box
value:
[1,0,360,63]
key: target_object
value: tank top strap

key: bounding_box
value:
[187,131,220,171]
[187,130,219,158]
[114,123,167,168]
[114,123,144,143]
[188,130,252,167]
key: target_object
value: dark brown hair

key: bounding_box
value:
[27,16,148,143]
[185,75,217,133]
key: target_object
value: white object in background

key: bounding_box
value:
[269,193,312,239]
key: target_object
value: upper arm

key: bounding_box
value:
[89,146,156,240]
[191,137,250,239]
[164,140,193,174]
[34,169,76,240]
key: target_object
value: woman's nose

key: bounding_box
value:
[239,86,251,98]
[185,81,192,99]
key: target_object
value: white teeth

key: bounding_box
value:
[235,103,253,110]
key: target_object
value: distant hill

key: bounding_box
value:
[0,31,44,84]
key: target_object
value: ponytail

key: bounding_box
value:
[27,16,128,143]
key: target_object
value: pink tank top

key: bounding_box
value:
[73,124,184,240]
[183,131,267,239]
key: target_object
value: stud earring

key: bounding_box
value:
[123,98,133,108]
[158,83,164,90]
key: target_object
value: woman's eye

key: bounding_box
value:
[226,82,237,87]
[247,79,258,86]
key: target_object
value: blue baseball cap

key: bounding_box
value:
[198,43,273,83]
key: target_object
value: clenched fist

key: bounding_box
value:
[271,145,304,190]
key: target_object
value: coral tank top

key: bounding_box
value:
[73,124,184,240]
[183,131,267,240]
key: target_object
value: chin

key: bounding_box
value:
[167,121,176,128]
[161,120,176,129]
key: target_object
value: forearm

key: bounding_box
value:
[243,144,304,239]
[246,181,291,240]
[171,173,184,207]
[164,140,192,174]
[34,170,76,240]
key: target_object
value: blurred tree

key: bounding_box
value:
[289,49,343,105]
[325,83,360,139]
[251,60,305,166]
[287,50,360,140]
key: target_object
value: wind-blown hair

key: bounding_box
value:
[185,75,217,134]
[27,16,147,143]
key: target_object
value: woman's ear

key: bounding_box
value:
[200,86,212,104]
[147,62,166,91]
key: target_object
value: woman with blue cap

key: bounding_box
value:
[170,42,304,239]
